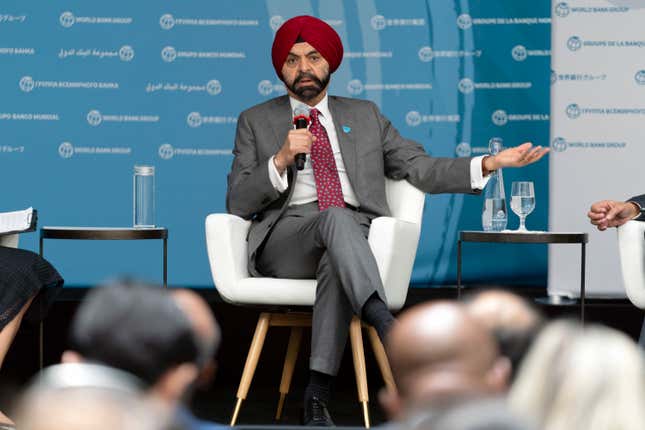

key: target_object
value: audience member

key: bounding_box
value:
[62,281,224,430]
[412,397,536,430]
[380,301,511,423]
[510,320,645,430]
[465,289,544,380]
[171,288,221,386]
[15,363,169,430]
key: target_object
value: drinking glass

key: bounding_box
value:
[133,165,155,228]
[510,181,535,232]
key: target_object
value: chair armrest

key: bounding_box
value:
[618,220,645,308]
[368,216,421,311]
[0,234,19,248]
[205,214,251,303]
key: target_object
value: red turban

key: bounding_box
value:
[271,15,344,81]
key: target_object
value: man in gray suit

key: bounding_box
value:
[227,15,548,425]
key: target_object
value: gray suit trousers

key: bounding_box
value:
[256,203,387,375]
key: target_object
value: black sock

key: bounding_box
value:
[304,370,333,404]
[362,292,395,342]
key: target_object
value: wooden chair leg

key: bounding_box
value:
[350,316,370,428]
[366,326,397,395]
[275,327,303,421]
[231,312,271,426]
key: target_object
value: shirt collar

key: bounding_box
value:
[289,93,331,119]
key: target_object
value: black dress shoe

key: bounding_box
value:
[302,396,335,426]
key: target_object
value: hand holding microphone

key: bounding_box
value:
[273,106,314,174]
[292,105,311,171]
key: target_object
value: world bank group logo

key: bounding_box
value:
[565,103,581,119]
[270,15,285,31]
[567,36,582,52]
[86,110,102,126]
[58,142,74,159]
[555,2,570,17]
[19,76,34,92]
[418,46,434,62]
[59,11,75,28]
[455,142,472,157]
[512,45,528,62]
[187,112,203,128]
[206,79,222,95]
[119,45,135,62]
[635,70,645,86]
[458,78,474,94]
[491,109,508,126]
[347,79,364,96]
[158,143,175,160]
[161,46,177,63]
[159,14,175,30]
[456,14,472,30]
[551,137,568,152]
[371,15,386,31]
[405,111,422,127]
[257,80,274,96]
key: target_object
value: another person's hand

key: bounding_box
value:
[273,129,316,174]
[587,200,639,231]
[482,142,549,175]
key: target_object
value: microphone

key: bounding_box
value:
[292,105,310,171]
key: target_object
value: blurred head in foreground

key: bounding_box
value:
[510,320,645,430]
[465,289,544,380]
[15,363,169,430]
[63,280,220,411]
[412,397,536,430]
[381,301,511,420]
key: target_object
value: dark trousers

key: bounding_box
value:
[257,203,386,375]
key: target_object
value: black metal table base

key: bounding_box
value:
[457,231,588,322]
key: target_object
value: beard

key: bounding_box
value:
[287,71,330,102]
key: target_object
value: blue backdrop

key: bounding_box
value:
[0,1,551,288]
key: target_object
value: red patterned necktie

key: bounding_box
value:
[309,108,346,211]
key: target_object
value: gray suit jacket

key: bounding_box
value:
[227,95,478,276]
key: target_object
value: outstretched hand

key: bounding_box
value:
[483,142,549,174]
[587,200,639,231]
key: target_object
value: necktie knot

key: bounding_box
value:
[309,108,320,124]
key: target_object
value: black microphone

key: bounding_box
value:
[292,105,310,171]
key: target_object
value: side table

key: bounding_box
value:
[457,231,588,322]
[38,226,168,368]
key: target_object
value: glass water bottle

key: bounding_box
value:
[482,138,507,231]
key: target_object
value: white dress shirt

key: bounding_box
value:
[268,94,490,207]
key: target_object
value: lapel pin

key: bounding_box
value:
[342,125,351,134]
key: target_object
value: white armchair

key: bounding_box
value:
[205,178,425,427]
[618,220,645,308]
[0,234,19,249]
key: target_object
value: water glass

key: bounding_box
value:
[510,181,535,231]
[133,165,155,228]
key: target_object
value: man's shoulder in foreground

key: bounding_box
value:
[240,95,289,118]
